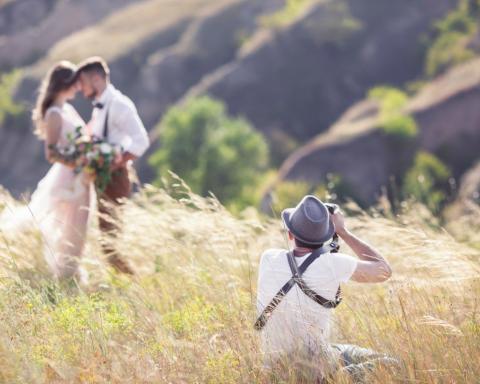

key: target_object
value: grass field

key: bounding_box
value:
[0,181,479,383]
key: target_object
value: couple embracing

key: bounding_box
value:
[1,57,149,282]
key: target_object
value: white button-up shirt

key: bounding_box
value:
[90,84,150,157]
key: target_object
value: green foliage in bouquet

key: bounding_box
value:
[50,126,120,193]
[150,97,269,208]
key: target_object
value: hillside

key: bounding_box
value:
[269,56,480,206]
[0,0,137,69]
[0,186,479,382]
[1,0,284,194]
[445,160,480,244]
[0,0,460,196]
[187,0,456,142]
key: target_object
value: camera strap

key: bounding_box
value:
[254,239,342,331]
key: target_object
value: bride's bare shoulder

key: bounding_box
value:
[45,105,64,117]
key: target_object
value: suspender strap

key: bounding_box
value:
[287,250,342,309]
[254,243,342,331]
[253,276,296,331]
[295,274,342,309]
[102,107,110,140]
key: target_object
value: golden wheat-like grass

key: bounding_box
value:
[0,182,479,383]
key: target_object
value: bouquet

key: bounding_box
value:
[50,126,121,193]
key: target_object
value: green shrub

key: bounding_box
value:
[424,0,479,77]
[261,0,361,48]
[0,70,24,125]
[270,174,353,215]
[260,0,314,27]
[369,86,418,139]
[425,31,475,77]
[403,151,451,213]
[270,180,312,216]
[149,97,269,208]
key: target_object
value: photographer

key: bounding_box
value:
[256,195,396,382]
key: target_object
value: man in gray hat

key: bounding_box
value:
[256,195,394,381]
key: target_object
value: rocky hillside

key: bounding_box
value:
[1,0,285,194]
[269,56,480,206]
[188,0,456,142]
[0,0,136,69]
[1,0,473,201]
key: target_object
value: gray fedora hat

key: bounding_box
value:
[281,195,334,245]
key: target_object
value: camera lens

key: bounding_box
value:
[325,203,338,214]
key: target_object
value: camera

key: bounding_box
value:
[325,203,339,215]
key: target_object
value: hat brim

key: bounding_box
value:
[281,208,335,245]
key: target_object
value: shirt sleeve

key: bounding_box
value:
[256,250,273,312]
[112,99,150,157]
[329,252,358,283]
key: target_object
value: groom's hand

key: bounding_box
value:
[111,151,137,171]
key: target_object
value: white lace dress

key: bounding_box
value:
[0,103,93,280]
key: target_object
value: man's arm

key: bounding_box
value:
[331,210,392,283]
[120,102,149,157]
[111,100,150,170]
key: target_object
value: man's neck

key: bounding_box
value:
[293,247,314,257]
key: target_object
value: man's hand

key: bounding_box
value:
[330,208,347,237]
[110,151,137,172]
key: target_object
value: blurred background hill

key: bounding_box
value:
[0,0,479,221]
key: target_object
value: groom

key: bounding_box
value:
[76,56,150,275]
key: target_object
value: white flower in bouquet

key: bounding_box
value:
[86,151,96,161]
[100,143,113,154]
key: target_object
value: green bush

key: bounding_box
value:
[0,71,24,125]
[260,0,314,28]
[425,31,475,77]
[403,151,451,213]
[369,86,418,138]
[270,180,312,216]
[270,174,353,216]
[149,96,269,208]
[424,0,478,77]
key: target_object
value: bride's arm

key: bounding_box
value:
[44,112,74,167]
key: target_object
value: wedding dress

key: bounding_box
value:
[0,103,93,280]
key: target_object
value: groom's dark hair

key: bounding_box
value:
[76,56,110,79]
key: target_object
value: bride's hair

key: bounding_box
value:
[32,60,77,138]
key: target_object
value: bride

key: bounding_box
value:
[0,61,93,282]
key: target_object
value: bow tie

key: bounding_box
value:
[93,102,104,109]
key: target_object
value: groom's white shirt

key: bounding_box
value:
[90,84,150,157]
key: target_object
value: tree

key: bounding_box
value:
[149,96,269,207]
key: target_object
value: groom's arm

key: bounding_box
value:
[109,98,150,170]
[116,101,150,161]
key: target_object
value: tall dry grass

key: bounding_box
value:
[0,181,479,383]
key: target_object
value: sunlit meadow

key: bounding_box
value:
[0,179,479,383]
